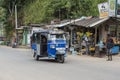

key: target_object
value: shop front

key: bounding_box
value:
[51,17,120,56]
[74,17,120,56]
[103,18,120,54]
[66,17,109,55]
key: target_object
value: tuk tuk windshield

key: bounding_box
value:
[49,34,65,40]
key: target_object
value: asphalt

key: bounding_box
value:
[1,45,120,62]
[0,45,120,80]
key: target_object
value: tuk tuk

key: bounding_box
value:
[31,29,67,63]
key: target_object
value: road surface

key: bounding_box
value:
[0,45,120,80]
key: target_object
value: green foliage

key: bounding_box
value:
[1,0,108,38]
[23,0,54,24]
[23,0,108,24]
[0,7,6,22]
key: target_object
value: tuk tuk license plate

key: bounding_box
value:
[56,48,65,50]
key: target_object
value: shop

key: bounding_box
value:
[51,17,96,55]
[72,17,120,55]
[49,17,120,55]
[16,26,31,46]
[22,26,31,45]
[103,18,120,54]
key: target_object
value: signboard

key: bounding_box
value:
[109,0,116,17]
[108,0,120,17]
[117,0,120,17]
[98,2,109,18]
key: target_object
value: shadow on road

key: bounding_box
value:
[36,59,58,63]
[34,59,67,64]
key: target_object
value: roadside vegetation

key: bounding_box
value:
[0,0,107,39]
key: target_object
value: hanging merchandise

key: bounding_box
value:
[86,32,91,37]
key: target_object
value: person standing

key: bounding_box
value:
[106,34,114,61]
[84,35,90,55]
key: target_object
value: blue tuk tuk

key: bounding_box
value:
[31,29,67,63]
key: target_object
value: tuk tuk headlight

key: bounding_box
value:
[66,45,68,48]
[50,45,55,48]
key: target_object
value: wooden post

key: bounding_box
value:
[95,26,97,44]
[115,17,118,43]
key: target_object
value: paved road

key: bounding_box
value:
[0,45,120,80]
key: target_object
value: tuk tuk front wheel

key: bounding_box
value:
[56,54,64,63]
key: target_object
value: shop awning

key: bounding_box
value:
[89,17,109,27]
[74,17,109,27]
[50,17,109,28]
[51,22,71,27]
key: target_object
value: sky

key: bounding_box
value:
[118,0,120,4]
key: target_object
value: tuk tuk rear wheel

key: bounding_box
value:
[34,53,39,61]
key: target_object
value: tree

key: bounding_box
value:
[0,7,5,22]
[1,0,32,39]
[0,0,108,39]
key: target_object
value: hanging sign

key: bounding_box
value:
[109,0,116,17]
[117,0,120,17]
[98,2,109,18]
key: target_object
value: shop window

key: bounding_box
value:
[109,25,120,37]
[109,25,116,37]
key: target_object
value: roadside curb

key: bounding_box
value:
[0,45,31,49]
[17,45,31,49]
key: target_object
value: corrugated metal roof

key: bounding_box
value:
[51,17,109,28]
[74,17,109,27]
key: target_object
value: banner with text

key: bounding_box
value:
[109,0,116,17]
[98,2,109,18]
[117,0,120,17]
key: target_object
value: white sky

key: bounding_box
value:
[118,0,120,4]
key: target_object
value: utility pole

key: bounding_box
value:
[15,5,18,29]
[15,5,18,44]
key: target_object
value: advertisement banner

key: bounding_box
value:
[117,0,120,17]
[109,0,116,17]
[98,2,109,18]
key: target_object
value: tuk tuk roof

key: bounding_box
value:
[33,29,65,34]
